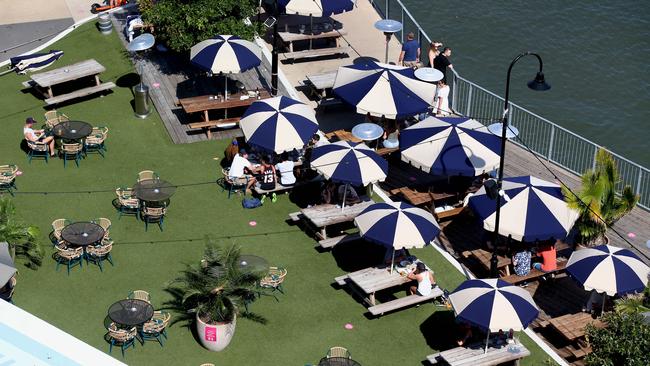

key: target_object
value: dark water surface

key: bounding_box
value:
[400,0,650,165]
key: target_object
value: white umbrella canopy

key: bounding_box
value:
[310,141,388,186]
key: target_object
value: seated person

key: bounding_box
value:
[533,240,557,272]
[408,262,437,296]
[24,117,55,156]
[456,321,473,346]
[384,247,407,265]
[275,152,296,187]
[228,149,260,192]
[512,245,531,277]
[223,139,239,164]
[337,184,361,205]
[256,155,277,191]
[321,181,337,204]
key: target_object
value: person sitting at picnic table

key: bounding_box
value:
[275,152,296,187]
[228,149,260,193]
[338,184,361,206]
[456,321,473,346]
[408,262,436,296]
[23,117,55,156]
[255,155,277,191]
[321,181,337,204]
[512,244,532,277]
[224,139,239,164]
[533,240,557,272]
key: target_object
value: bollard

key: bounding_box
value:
[98,12,113,35]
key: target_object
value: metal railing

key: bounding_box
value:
[369,0,650,211]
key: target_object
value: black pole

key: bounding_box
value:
[490,52,545,277]
[271,1,279,96]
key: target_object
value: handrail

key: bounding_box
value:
[368,0,649,211]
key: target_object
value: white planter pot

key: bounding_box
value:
[195,313,236,352]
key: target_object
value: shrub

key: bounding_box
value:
[585,311,650,366]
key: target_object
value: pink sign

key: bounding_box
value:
[204,326,217,342]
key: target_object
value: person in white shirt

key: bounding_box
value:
[434,80,450,116]
[228,149,260,192]
[408,262,437,296]
[275,152,296,186]
[23,117,55,156]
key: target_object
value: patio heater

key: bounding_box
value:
[486,52,550,277]
[374,19,402,64]
[127,33,155,119]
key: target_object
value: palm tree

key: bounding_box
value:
[563,149,638,245]
[164,242,267,326]
[0,197,43,269]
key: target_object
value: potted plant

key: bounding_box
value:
[165,242,267,351]
[562,149,638,246]
[0,197,43,269]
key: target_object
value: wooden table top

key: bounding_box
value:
[432,342,530,366]
[548,312,606,342]
[179,90,271,114]
[470,248,511,269]
[30,59,105,88]
[300,199,374,228]
[347,265,415,294]
[306,70,337,90]
[278,29,347,43]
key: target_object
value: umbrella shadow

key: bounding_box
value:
[353,56,379,65]
[420,310,458,351]
[330,240,385,272]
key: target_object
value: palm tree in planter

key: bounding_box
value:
[563,149,638,246]
[165,243,267,351]
[0,197,43,269]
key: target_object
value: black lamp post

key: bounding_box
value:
[488,52,550,277]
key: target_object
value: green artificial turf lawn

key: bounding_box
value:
[0,22,554,366]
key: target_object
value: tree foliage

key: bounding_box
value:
[138,0,259,53]
[562,149,638,245]
[0,197,43,269]
[585,311,650,366]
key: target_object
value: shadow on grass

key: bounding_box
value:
[331,240,384,272]
[116,73,140,89]
[420,310,458,351]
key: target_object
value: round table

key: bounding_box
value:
[60,222,105,246]
[352,123,384,142]
[414,67,444,83]
[318,357,361,366]
[133,179,176,202]
[108,299,154,326]
[51,121,93,140]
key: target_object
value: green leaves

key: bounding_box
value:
[586,311,650,366]
[0,197,43,269]
[138,0,259,53]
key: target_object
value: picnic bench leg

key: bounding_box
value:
[94,74,101,86]
[289,41,294,53]
[47,87,54,98]
[320,226,327,240]
[369,292,376,306]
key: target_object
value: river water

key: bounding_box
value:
[399,0,650,166]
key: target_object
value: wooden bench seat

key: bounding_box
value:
[501,260,567,285]
[282,46,350,63]
[334,274,349,286]
[318,232,360,249]
[253,182,293,195]
[21,80,37,88]
[188,117,240,138]
[567,343,592,359]
[44,82,115,105]
[368,287,443,316]
[376,147,398,156]
[434,206,465,221]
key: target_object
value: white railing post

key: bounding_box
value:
[637,169,643,194]
[400,8,404,43]
[465,86,473,116]
[547,125,555,161]
[592,145,599,170]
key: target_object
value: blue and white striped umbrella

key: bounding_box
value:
[278,0,355,16]
[333,61,436,119]
[190,35,261,74]
[449,279,539,332]
[400,116,502,176]
[354,202,440,250]
[310,141,387,186]
[566,245,650,296]
[240,96,318,153]
[468,176,579,242]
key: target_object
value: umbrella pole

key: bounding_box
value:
[484,332,490,354]
[309,15,313,50]
[341,183,348,211]
[391,248,395,274]
[601,293,606,315]
[224,74,228,101]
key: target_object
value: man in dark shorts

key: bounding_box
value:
[433,47,454,83]
[398,32,421,68]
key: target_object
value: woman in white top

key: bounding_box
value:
[275,152,296,186]
[408,262,436,296]
[23,117,55,156]
[434,80,450,117]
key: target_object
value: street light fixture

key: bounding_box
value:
[487,51,550,277]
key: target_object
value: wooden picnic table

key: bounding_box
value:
[464,248,512,276]
[278,29,347,53]
[23,59,115,105]
[179,90,271,138]
[306,70,337,95]
[324,129,363,143]
[427,341,530,366]
[548,312,605,342]
[278,29,350,62]
[296,198,374,240]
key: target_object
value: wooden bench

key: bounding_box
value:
[426,341,531,365]
[21,80,37,88]
[318,232,360,249]
[434,206,465,221]
[253,182,293,195]
[44,82,115,105]
[292,198,374,240]
[376,147,398,156]
[334,274,350,286]
[567,343,592,359]
[282,46,350,63]
[187,117,240,138]
[368,287,443,316]
[501,259,567,285]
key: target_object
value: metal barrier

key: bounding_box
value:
[369,0,650,211]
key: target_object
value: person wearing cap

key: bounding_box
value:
[24,117,55,156]
[407,262,437,296]
[228,149,261,193]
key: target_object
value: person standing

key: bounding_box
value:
[434,80,450,116]
[428,41,443,67]
[433,47,454,83]
[398,32,421,68]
